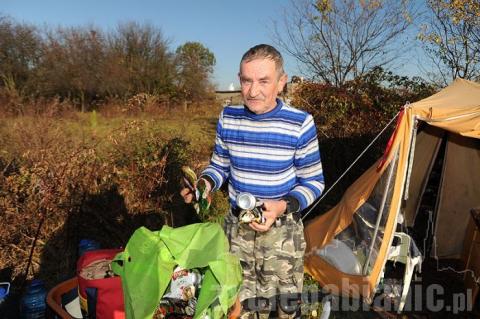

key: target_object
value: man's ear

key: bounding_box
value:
[278,73,288,93]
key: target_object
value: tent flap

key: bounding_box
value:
[305,79,480,301]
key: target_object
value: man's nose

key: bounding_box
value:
[249,81,260,97]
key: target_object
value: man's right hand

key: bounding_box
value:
[180,178,212,204]
[180,187,195,204]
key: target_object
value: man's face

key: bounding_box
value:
[238,58,287,114]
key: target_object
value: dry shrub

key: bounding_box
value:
[0,122,106,283]
[96,99,125,118]
[141,94,172,116]
[291,82,382,138]
[0,75,25,116]
[0,118,196,287]
[97,96,171,118]
[291,67,435,139]
[290,69,436,212]
[123,93,158,115]
[0,93,76,118]
[100,96,220,119]
[106,119,171,213]
[33,97,76,118]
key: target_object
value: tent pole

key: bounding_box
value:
[362,149,399,275]
[403,116,418,201]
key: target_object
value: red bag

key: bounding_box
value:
[77,249,125,319]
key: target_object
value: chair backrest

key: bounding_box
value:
[315,239,362,275]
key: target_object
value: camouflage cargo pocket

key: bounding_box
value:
[257,216,305,296]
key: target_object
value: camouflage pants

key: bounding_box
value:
[224,211,306,319]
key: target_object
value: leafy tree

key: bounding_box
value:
[272,0,420,87]
[418,0,480,85]
[175,41,216,102]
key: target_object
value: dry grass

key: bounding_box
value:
[0,99,227,289]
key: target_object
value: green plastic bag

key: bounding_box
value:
[112,223,242,319]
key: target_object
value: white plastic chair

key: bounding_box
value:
[387,232,422,313]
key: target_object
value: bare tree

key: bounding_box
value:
[0,15,40,91]
[272,0,419,86]
[0,16,216,107]
[419,0,480,85]
[34,26,106,111]
[107,22,175,97]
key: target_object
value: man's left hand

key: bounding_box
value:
[249,199,286,232]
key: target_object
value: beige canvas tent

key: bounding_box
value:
[304,78,480,307]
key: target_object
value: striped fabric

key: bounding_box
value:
[201,99,324,212]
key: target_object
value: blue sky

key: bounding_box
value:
[2,0,427,90]
[2,0,302,90]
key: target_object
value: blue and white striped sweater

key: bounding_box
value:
[202,99,324,212]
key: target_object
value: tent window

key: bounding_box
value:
[317,149,399,275]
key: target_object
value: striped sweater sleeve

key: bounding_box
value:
[288,114,325,211]
[200,111,230,191]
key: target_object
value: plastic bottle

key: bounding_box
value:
[20,279,46,319]
[0,282,10,305]
[78,239,101,257]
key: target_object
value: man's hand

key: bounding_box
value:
[180,187,195,204]
[249,199,287,232]
[180,178,211,204]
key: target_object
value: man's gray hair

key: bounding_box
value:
[240,44,285,75]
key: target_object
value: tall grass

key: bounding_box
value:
[0,101,228,287]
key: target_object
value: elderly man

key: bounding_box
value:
[182,44,324,318]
